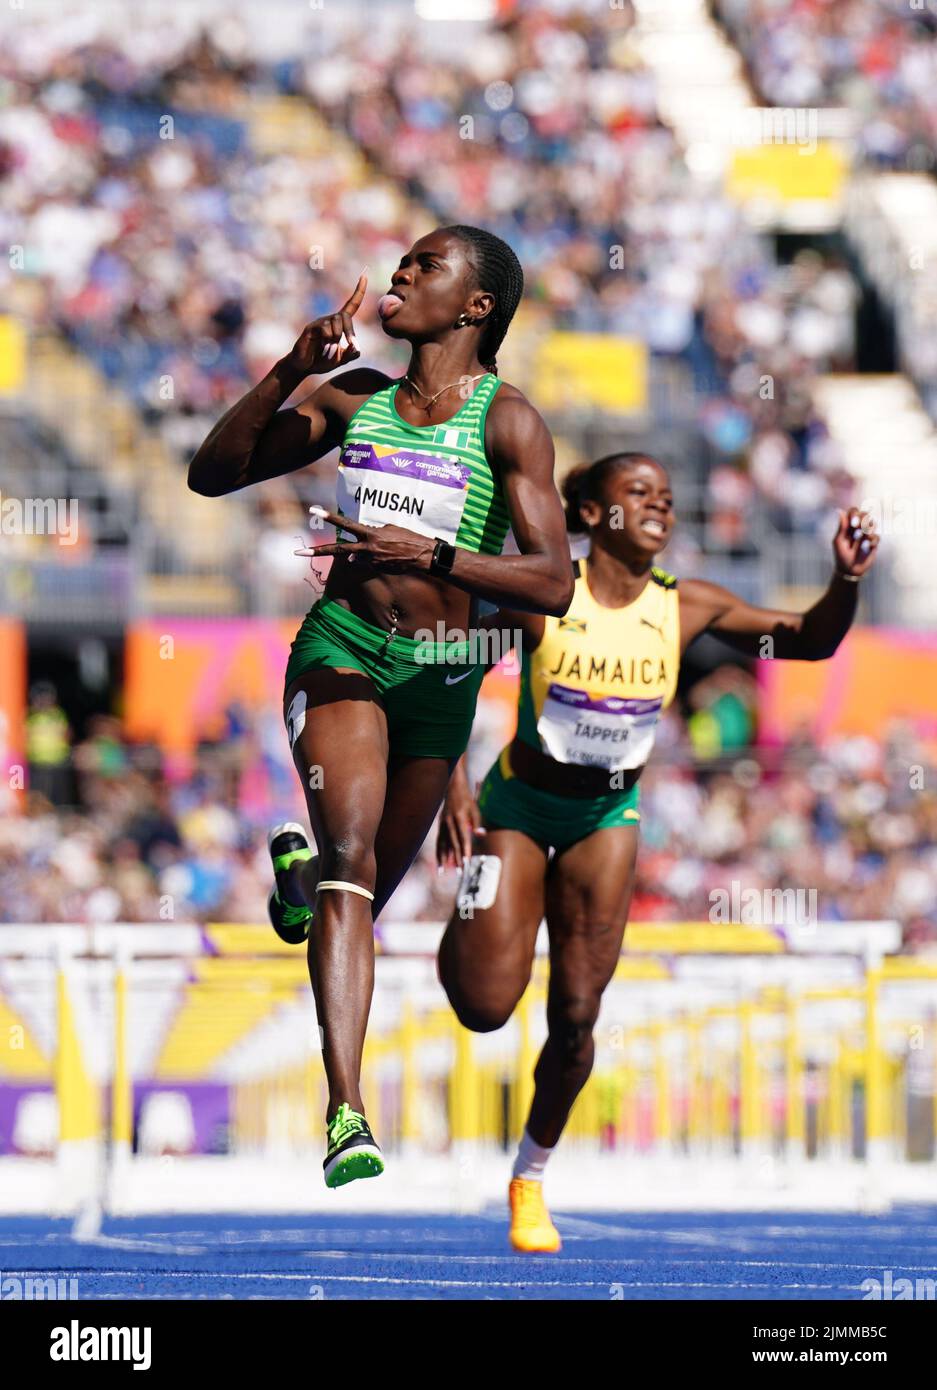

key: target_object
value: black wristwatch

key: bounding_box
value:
[430,538,457,576]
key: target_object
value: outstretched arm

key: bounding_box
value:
[680,510,879,660]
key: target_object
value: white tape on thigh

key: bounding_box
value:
[456,855,502,914]
[286,690,307,751]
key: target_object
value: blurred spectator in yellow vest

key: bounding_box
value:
[26,682,72,806]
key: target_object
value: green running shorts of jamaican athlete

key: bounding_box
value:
[477,746,641,853]
[283,598,488,761]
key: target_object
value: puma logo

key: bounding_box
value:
[640,618,665,640]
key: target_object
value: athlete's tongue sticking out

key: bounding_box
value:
[377,293,403,321]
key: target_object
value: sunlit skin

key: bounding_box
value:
[188,228,572,1125]
[436,455,879,1154]
[374,232,495,350]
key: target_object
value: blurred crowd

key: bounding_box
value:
[290,1,866,539]
[3,680,935,951]
[0,0,884,566]
[716,0,937,168]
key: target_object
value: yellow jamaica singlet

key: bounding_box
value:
[515,558,680,772]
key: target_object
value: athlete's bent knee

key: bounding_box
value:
[450,993,516,1034]
[320,833,377,894]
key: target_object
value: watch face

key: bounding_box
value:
[434,540,456,572]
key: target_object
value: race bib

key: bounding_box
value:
[536,683,662,772]
[336,441,470,542]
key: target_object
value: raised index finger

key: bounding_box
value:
[341,272,368,317]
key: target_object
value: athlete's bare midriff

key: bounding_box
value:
[322,557,477,638]
[317,374,509,637]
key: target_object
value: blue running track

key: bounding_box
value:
[1,1208,935,1300]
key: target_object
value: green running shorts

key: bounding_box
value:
[284,598,487,760]
[477,746,641,852]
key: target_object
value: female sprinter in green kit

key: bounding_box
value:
[437,451,879,1251]
[188,226,574,1188]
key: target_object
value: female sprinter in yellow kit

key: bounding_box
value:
[437,451,879,1251]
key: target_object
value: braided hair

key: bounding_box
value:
[442,224,524,374]
[562,453,666,533]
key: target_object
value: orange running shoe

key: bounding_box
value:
[508,1177,561,1253]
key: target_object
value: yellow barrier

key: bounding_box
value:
[216,962,937,1164]
[450,1020,480,1145]
[512,990,536,1141]
[55,965,101,1146]
[0,315,26,395]
[111,962,132,1150]
[784,992,806,1156]
[739,1002,759,1155]
[865,968,888,1162]
[399,1003,419,1147]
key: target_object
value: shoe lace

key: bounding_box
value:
[513,1181,548,1227]
[328,1104,367,1148]
[278,894,311,927]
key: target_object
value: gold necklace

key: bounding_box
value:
[403,371,486,412]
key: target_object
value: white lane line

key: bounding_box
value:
[72,1235,207,1255]
[2,1268,857,1291]
[554,1217,760,1249]
[6,1222,935,1247]
[293,1277,849,1290]
[304,1250,633,1264]
[300,1250,937,1272]
[5,1244,935,1274]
